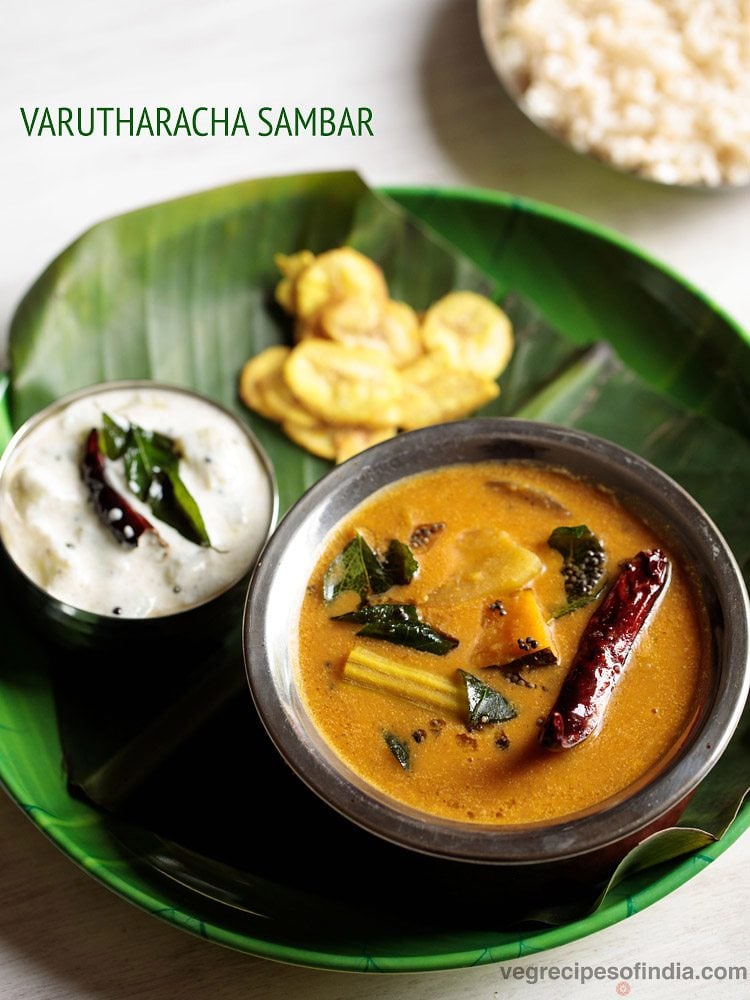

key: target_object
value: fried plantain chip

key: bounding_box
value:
[421,291,513,379]
[285,340,402,428]
[333,426,397,464]
[294,247,388,319]
[399,358,499,429]
[261,371,318,428]
[320,295,383,344]
[380,300,423,368]
[238,344,317,427]
[238,346,291,421]
[321,297,422,369]
[282,420,337,460]
[274,250,315,314]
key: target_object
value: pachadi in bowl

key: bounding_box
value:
[244,420,749,865]
[0,380,277,650]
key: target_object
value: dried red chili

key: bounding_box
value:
[541,549,670,750]
[81,428,154,547]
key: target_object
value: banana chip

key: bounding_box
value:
[238,344,316,427]
[421,291,513,379]
[261,370,318,428]
[399,358,499,430]
[238,346,291,421]
[333,426,397,464]
[274,251,315,314]
[321,297,422,369]
[381,301,423,368]
[320,295,382,344]
[282,420,337,460]
[294,248,388,319]
[285,340,402,428]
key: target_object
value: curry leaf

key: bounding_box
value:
[384,732,410,771]
[323,535,418,604]
[332,603,420,626]
[552,583,608,620]
[333,602,458,655]
[99,412,129,460]
[124,425,155,500]
[323,534,387,604]
[100,413,210,547]
[548,525,606,608]
[383,540,419,586]
[362,540,392,596]
[457,670,518,729]
[354,620,457,654]
[149,468,211,548]
[496,647,559,671]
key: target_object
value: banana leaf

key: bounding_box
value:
[394,187,750,436]
[1,173,749,959]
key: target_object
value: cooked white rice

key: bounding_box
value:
[485,0,750,186]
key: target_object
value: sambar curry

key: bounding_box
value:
[296,462,710,825]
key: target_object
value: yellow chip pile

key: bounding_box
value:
[238,247,513,463]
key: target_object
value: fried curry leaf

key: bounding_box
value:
[383,539,419,586]
[333,603,420,626]
[551,583,608,620]
[384,731,410,771]
[497,647,559,672]
[124,425,176,501]
[458,670,518,729]
[548,525,606,614]
[99,413,129,460]
[323,534,418,604]
[323,534,388,603]
[333,603,458,655]
[98,413,211,548]
[149,469,212,548]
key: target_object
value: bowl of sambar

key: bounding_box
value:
[244,419,749,868]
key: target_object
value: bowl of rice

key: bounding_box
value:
[478,0,750,187]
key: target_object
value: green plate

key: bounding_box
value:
[0,184,747,972]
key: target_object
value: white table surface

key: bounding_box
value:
[3,1,749,997]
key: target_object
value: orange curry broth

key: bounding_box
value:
[296,462,710,825]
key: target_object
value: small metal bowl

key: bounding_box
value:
[0,380,278,653]
[244,419,749,868]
